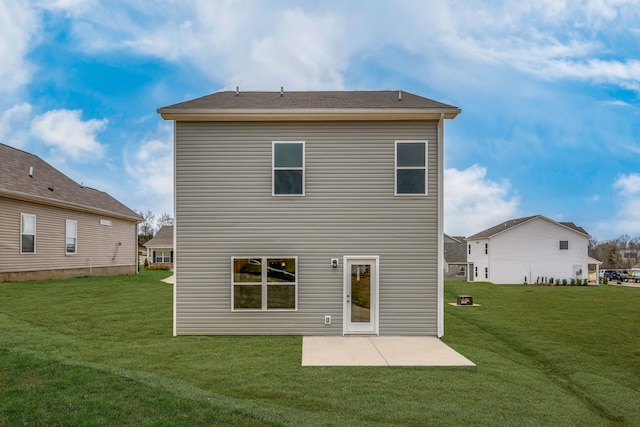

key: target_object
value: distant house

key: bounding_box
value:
[158,89,461,336]
[466,215,601,284]
[144,225,174,268]
[0,143,141,282]
[444,234,468,281]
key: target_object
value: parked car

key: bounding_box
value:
[603,270,621,281]
[626,269,640,283]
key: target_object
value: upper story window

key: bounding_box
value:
[395,141,427,195]
[232,257,297,311]
[66,220,77,254]
[468,244,471,255]
[21,213,36,254]
[273,142,304,196]
[485,243,488,255]
[559,240,569,250]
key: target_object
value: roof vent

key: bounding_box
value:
[280,86,284,97]
[398,90,402,101]
[235,86,239,96]
[29,166,33,177]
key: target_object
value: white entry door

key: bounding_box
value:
[343,256,379,335]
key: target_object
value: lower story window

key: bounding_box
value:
[154,250,172,263]
[232,257,297,311]
[456,266,466,276]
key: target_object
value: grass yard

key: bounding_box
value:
[0,271,639,426]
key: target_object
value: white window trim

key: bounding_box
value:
[272,141,305,196]
[395,140,428,196]
[560,240,569,250]
[20,213,36,254]
[66,219,77,255]
[231,256,298,311]
[154,250,172,263]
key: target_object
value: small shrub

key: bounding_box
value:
[583,279,588,286]
[549,277,554,284]
[144,258,149,267]
[562,279,568,286]
[145,264,171,271]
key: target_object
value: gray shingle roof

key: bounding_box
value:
[467,215,589,240]
[158,90,461,122]
[144,225,174,248]
[159,90,459,111]
[444,234,467,263]
[0,143,141,221]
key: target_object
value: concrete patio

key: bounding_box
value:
[302,336,475,367]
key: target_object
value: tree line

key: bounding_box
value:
[137,211,173,246]
[589,235,640,269]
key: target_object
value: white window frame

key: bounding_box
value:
[154,250,172,263]
[395,141,428,196]
[20,213,36,254]
[272,141,305,196]
[231,256,298,311]
[66,219,77,254]
[559,240,569,250]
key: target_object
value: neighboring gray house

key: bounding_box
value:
[144,225,174,268]
[444,234,468,281]
[0,143,141,281]
[158,89,460,336]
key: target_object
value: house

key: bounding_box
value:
[444,234,468,281]
[466,215,601,284]
[144,225,174,268]
[158,89,460,336]
[0,143,141,281]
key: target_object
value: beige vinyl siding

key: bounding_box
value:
[175,120,439,335]
[0,197,137,279]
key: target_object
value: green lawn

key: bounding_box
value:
[0,271,639,426]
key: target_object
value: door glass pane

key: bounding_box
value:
[351,264,371,323]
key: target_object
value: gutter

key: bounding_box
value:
[0,189,142,222]
[157,107,461,122]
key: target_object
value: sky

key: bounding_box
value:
[1,0,640,241]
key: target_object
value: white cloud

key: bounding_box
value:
[0,0,39,94]
[125,138,173,196]
[0,103,33,148]
[614,173,640,196]
[444,165,519,236]
[598,173,640,237]
[30,109,107,162]
[124,128,173,216]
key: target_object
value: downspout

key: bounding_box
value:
[437,113,445,338]
[172,121,178,337]
[136,220,141,275]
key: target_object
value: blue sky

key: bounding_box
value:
[2,0,640,240]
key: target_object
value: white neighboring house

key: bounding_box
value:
[466,215,601,284]
[144,225,174,268]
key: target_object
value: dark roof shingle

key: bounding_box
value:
[159,90,459,111]
[144,225,174,247]
[0,143,141,221]
[467,215,590,239]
